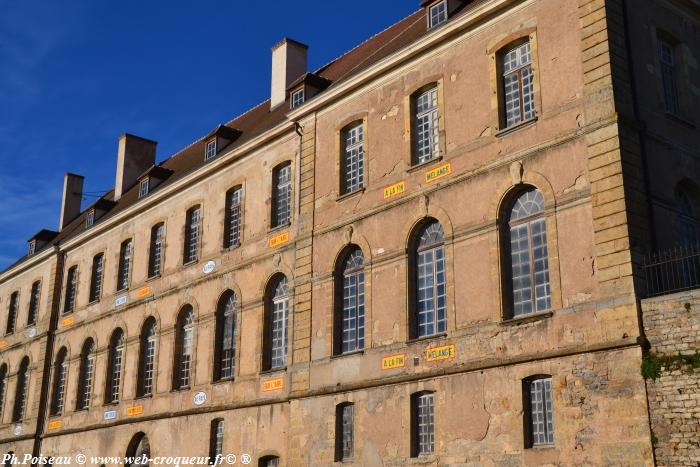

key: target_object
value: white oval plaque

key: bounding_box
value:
[104,410,117,420]
[13,424,22,436]
[193,391,207,406]
[25,327,36,338]
[202,261,216,274]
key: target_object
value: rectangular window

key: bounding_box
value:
[117,240,132,291]
[148,223,165,277]
[184,206,201,264]
[138,178,150,198]
[525,377,555,447]
[291,88,305,109]
[205,139,217,161]
[271,163,291,228]
[428,1,448,29]
[89,253,104,303]
[413,86,440,165]
[142,333,156,396]
[64,266,78,314]
[659,38,680,115]
[27,281,41,326]
[6,292,18,335]
[271,295,289,369]
[85,210,95,228]
[412,392,435,457]
[342,123,365,195]
[79,352,95,410]
[335,404,354,461]
[28,241,36,256]
[502,41,535,128]
[224,188,243,249]
[210,419,225,461]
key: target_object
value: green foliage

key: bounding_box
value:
[641,351,700,381]
[642,354,663,381]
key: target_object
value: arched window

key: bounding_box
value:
[50,347,68,415]
[12,357,30,422]
[137,318,157,397]
[334,248,365,355]
[105,329,125,404]
[259,456,279,467]
[502,187,551,318]
[125,432,150,467]
[209,418,225,462]
[5,291,18,335]
[263,275,290,371]
[675,181,699,246]
[173,306,195,390]
[409,221,446,339]
[77,339,95,410]
[214,291,237,382]
[0,363,7,419]
[27,281,41,326]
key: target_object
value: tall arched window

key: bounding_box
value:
[214,292,237,382]
[77,339,95,410]
[263,275,290,371]
[105,329,125,404]
[27,281,41,326]
[0,363,7,419]
[334,247,365,355]
[676,181,699,246]
[5,291,18,335]
[50,347,68,416]
[12,357,30,422]
[503,187,551,318]
[137,318,157,397]
[125,432,150,467]
[173,306,195,390]
[409,221,446,339]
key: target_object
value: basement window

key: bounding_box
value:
[85,209,95,228]
[291,88,305,109]
[139,178,150,198]
[205,139,217,161]
[428,1,448,29]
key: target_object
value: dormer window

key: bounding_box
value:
[291,88,305,109]
[139,178,150,198]
[28,240,36,256]
[85,209,95,228]
[428,0,448,29]
[205,139,217,161]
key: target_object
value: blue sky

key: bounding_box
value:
[0,1,418,269]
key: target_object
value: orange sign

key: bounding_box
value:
[0,340,7,349]
[136,286,152,298]
[425,344,455,362]
[268,231,290,248]
[383,181,406,199]
[425,163,452,183]
[47,419,63,430]
[381,354,407,370]
[262,377,285,392]
[60,316,75,327]
[126,405,144,416]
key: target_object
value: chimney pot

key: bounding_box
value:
[114,134,157,201]
[270,38,308,110]
[59,173,84,230]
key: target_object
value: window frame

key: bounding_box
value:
[214,291,238,382]
[335,403,355,462]
[411,391,435,457]
[105,329,125,405]
[173,306,195,390]
[27,281,41,327]
[209,418,225,462]
[76,339,95,411]
[49,347,68,416]
[271,163,292,229]
[28,240,36,256]
[138,178,150,199]
[291,88,305,109]
[410,84,441,166]
[63,266,78,314]
[6,291,19,335]
[148,223,165,278]
[428,0,448,29]
[89,253,105,303]
[523,375,555,448]
[658,35,681,116]
[205,139,217,161]
[333,247,366,355]
[340,122,366,196]
[117,239,133,292]
[262,275,290,372]
[137,318,157,398]
[183,206,202,265]
[12,357,30,422]
[224,187,243,250]
[85,209,95,228]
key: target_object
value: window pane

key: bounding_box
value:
[416,223,446,337]
[271,278,289,369]
[659,39,680,115]
[185,207,201,263]
[149,224,164,277]
[342,123,365,194]
[219,294,237,380]
[342,250,365,353]
[429,1,447,28]
[226,189,243,248]
[503,42,534,128]
[529,377,554,446]
[118,241,132,290]
[64,267,78,313]
[342,405,354,460]
[417,394,435,455]
[414,87,440,164]
[273,164,292,227]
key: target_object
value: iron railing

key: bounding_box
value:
[643,243,700,297]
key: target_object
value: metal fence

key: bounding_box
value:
[643,243,700,297]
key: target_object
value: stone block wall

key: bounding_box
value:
[642,288,700,467]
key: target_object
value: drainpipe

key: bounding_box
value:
[31,246,64,466]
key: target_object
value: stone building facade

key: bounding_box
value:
[0,0,699,465]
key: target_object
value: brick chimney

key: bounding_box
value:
[270,38,308,110]
[59,173,84,230]
[114,134,157,201]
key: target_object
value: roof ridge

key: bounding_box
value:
[314,9,423,75]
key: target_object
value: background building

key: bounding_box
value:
[1,0,699,465]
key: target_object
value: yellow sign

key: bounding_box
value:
[381,354,407,370]
[47,420,62,430]
[136,286,152,298]
[126,405,144,417]
[61,316,75,327]
[0,340,7,349]
[262,377,285,392]
[425,163,452,183]
[383,181,406,199]
[425,344,455,362]
[268,231,290,248]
